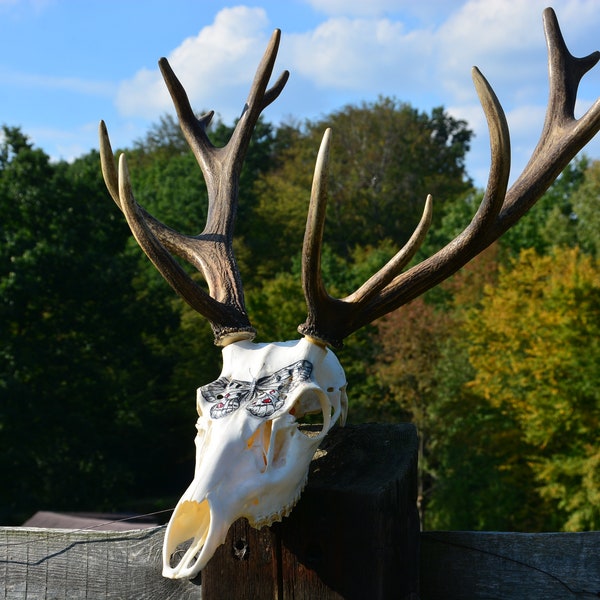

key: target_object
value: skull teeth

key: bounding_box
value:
[248,475,307,528]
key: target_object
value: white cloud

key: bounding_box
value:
[436,1,547,104]
[437,0,600,101]
[284,17,434,92]
[288,0,600,109]
[115,0,600,123]
[116,6,272,122]
[432,0,600,185]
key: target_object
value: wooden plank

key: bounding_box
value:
[200,517,279,599]
[420,530,600,600]
[21,511,158,531]
[0,526,200,599]
[202,423,421,600]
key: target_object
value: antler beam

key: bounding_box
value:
[298,7,600,348]
[100,30,289,345]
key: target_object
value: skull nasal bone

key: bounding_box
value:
[247,421,273,470]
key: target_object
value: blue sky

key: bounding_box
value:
[1,0,599,188]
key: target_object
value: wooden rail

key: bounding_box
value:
[3,527,599,599]
[420,530,600,599]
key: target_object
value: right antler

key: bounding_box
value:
[298,8,600,349]
[99,30,289,346]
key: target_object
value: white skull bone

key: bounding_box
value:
[162,337,347,579]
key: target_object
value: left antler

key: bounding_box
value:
[298,8,600,348]
[99,30,289,345]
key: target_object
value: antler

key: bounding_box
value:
[298,8,600,349]
[99,30,289,346]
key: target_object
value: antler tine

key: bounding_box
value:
[100,30,289,345]
[233,29,289,148]
[299,129,435,347]
[500,7,600,232]
[299,8,599,349]
[99,120,198,255]
[299,128,333,345]
[99,120,122,210]
[349,196,433,305]
[100,120,255,340]
[116,153,241,326]
[159,30,289,196]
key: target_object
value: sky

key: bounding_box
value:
[1,0,599,189]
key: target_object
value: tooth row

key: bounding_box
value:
[248,477,308,528]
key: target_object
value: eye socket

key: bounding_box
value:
[290,395,327,438]
[290,386,337,442]
[289,388,326,422]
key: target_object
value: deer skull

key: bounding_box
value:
[99,9,600,584]
[162,337,347,579]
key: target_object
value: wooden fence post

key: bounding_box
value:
[201,422,420,600]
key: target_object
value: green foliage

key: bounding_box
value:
[0,128,162,519]
[427,337,552,531]
[313,100,472,253]
[247,98,473,279]
[571,159,600,256]
[247,270,305,343]
[464,246,600,530]
[499,157,587,257]
[375,298,454,526]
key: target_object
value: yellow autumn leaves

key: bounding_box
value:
[466,247,599,530]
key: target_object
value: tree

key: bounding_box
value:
[373,244,560,531]
[316,100,472,253]
[376,297,454,527]
[498,157,588,257]
[572,159,600,257]
[372,246,504,528]
[0,128,174,521]
[464,246,600,530]
[248,99,473,278]
[426,335,551,531]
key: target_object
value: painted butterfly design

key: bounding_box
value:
[200,360,313,419]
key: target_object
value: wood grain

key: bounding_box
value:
[0,526,200,599]
[420,530,600,600]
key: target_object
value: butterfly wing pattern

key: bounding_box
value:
[201,360,313,419]
[200,377,245,419]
